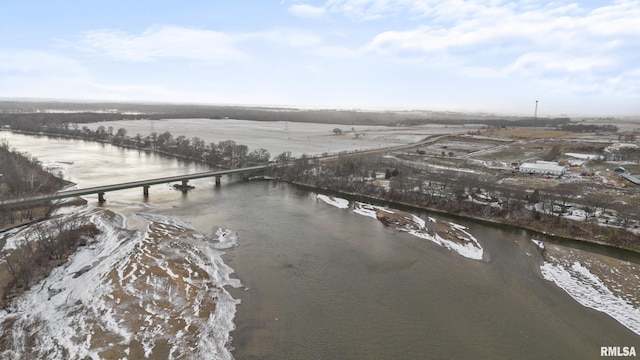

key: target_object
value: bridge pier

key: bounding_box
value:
[6,165,268,208]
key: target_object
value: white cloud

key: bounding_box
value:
[360,1,640,96]
[288,4,327,17]
[242,29,323,47]
[78,25,245,62]
[0,51,86,75]
[505,52,615,75]
[76,25,326,63]
[325,0,408,20]
[313,45,362,58]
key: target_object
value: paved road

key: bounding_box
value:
[317,134,450,162]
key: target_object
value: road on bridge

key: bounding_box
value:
[0,165,268,208]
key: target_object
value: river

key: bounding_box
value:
[1,131,639,359]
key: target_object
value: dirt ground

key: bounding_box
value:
[384,128,640,227]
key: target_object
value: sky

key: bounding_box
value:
[0,0,639,116]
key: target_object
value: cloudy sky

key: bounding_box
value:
[1,0,638,116]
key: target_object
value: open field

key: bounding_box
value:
[83,118,483,157]
[372,125,640,234]
[494,128,576,138]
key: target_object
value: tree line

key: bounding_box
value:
[0,140,67,200]
[1,104,574,127]
[0,214,99,306]
[5,120,272,169]
[279,152,639,250]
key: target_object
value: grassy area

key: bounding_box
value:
[495,129,575,138]
[471,147,547,162]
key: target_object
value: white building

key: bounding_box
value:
[519,162,566,176]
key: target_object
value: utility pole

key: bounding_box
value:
[534,100,538,120]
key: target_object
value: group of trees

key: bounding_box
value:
[0,215,99,304]
[561,123,619,133]
[7,120,272,169]
[0,112,146,132]
[0,141,67,200]
[279,151,639,249]
[108,129,272,168]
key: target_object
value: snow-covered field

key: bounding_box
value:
[0,207,241,359]
[533,239,640,336]
[564,152,603,160]
[85,118,474,157]
[316,194,484,260]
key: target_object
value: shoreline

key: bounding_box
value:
[289,180,640,260]
[316,194,485,260]
[533,239,640,337]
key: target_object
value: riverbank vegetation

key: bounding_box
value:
[0,212,100,307]
[277,152,640,252]
[2,118,272,169]
[0,141,70,228]
[0,141,67,199]
[0,141,100,307]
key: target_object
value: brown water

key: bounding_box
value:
[1,131,639,359]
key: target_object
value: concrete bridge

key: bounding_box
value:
[1,165,268,207]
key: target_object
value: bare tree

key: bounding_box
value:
[553,183,577,216]
[582,193,614,221]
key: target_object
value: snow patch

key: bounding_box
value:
[537,247,640,337]
[352,202,483,260]
[317,194,349,209]
[0,209,241,359]
[541,261,640,336]
[531,239,545,250]
[564,152,603,160]
[406,222,484,260]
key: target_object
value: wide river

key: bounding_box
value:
[1,131,639,359]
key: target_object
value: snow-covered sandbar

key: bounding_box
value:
[0,208,242,359]
[533,239,640,337]
[316,194,484,260]
[317,194,350,209]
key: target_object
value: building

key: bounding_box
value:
[519,162,567,176]
[621,173,640,185]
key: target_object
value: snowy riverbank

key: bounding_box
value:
[0,206,242,359]
[533,239,640,337]
[317,194,484,260]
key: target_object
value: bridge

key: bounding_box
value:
[1,165,268,208]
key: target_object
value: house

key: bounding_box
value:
[621,173,640,185]
[519,162,567,176]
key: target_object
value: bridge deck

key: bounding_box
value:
[1,165,268,207]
